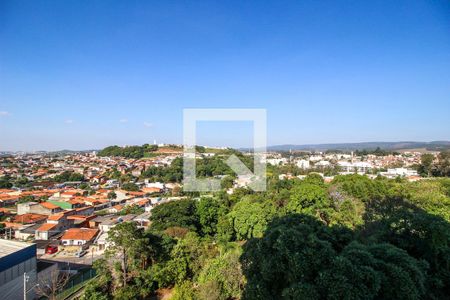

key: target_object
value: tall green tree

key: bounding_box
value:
[121,182,139,191]
[361,197,450,299]
[433,151,450,177]
[0,176,12,188]
[229,198,274,240]
[107,191,117,200]
[287,182,329,214]
[196,197,222,236]
[241,214,427,300]
[106,222,147,288]
[419,153,435,177]
[150,199,200,231]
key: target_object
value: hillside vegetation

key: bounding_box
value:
[82,174,450,300]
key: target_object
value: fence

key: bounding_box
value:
[57,268,97,300]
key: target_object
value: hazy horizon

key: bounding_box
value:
[1,139,449,153]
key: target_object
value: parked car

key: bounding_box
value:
[74,250,87,257]
[45,245,58,254]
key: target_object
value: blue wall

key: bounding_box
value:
[0,244,36,272]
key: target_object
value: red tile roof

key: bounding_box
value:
[75,207,91,212]
[0,195,19,201]
[36,223,58,231]
[40,202,60,210]
[0,208,12,214]
[0,222,23,229]
[137,199,149,206]
[61,228,98,241]
[13,213,47,224]
[142,187,162,193]
[128,191,145,196]
[47,213,65,221]
[111,204,123,211]
[68,198,85,204]
[67,215,88,220]
[61,190,80,196]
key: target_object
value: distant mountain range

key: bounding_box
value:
[0,149,97,156]
[2,141,450,155]
[267,141,450,152]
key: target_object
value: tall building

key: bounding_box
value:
[0,239,37,300]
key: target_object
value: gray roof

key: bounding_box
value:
[0,239,34,259]
[91,214,136,225]
[21,223,43,234]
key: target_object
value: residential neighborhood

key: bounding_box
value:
[2,1,450,298]
[0,146,439,259]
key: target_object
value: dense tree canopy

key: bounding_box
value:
[141,157,183,183]
[0,176,12,188]
[141,153,253,183]
[417,151,450,177]
[150,199,200,232]
[83,170,450,300]
[53,171,85,183]
[241,214,428,300]
[229,198,275,240]
[121,182,139,192]
[196,197,222,236]
[98,144,158,159]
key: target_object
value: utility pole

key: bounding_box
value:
[23,271,38,300]
[23,272,27,300]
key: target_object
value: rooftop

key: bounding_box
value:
[0,239,34,259]
[21,223,43,234]
[41,202,60,209]
[13,213,47,224]
[36,223,58,231]
[61,228,98,241]
[47,213,66,221]
[91,214,136,225]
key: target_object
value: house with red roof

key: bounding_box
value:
[34,211,76,240]
[108,204,124,213]
[12,213,47,224]
[17,201,63,215]
[0,194,20,206]
[35,223,60,240]
[61,228,99,246]
[0,208,12,216]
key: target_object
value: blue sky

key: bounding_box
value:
[1,1,449,151]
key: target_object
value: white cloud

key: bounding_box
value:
[143,121,153,128]
[0,111,10,117]
[65,119,74,124]
[119,118,128,123]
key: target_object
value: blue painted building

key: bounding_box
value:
[0,239,37,300]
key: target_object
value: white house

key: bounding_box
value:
[296,159,310,169]
[60,228,99,246]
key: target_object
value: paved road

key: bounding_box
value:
[39,248,105,267]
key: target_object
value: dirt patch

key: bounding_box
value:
[149,288,173,300]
